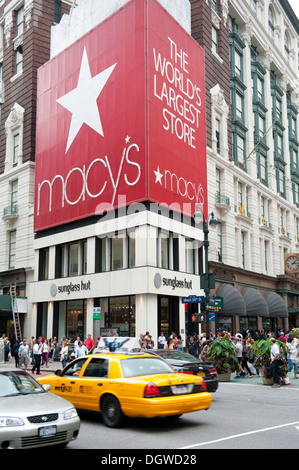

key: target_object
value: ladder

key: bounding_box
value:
[9,283,22,342]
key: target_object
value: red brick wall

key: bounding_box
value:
[0,0,72,173]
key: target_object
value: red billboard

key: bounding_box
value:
[34,0,207,232]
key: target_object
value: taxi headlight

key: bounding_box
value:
[0,417,24,427]
[63,408,78,420]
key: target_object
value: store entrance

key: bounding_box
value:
[158,296,179,340]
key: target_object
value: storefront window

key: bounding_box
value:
[217,316,232,333]
[108,296,135,337]
[67,300,86,342]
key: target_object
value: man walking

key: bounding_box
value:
[18,339,30,371]
[32,339,43,375]
[270,338,280,388]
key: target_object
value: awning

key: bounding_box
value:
[264,291,288,318]
[216,284,246,316]
[242,288,269,317]
[0,295,12,311]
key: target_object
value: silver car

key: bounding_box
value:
[0,369,80,449]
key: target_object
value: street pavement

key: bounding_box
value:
[1,357,299,389]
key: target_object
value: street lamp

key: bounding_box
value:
[193,204,218,338]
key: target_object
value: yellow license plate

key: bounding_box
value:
[197,372,205,377]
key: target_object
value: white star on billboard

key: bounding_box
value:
[57,47,117,153]
[154,166,163,185]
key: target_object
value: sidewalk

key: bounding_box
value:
[227,371,299,389]
[2,358,299,388]
[0,357,59,378]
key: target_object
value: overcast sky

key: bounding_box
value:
[288,0,299,19]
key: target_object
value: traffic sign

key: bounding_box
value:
[182,296,204,304]
[209,313,216,322]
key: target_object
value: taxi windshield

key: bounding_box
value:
[121,357,174,377]
[0,371,46,397]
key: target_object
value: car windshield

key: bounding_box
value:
[158,351,200,364]
[121,357,174,378]
[0,371,46,397]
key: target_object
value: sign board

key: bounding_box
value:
[182,295,204,304]
[93,307,101,319]
[34,0,207,232]
[209,313,216,322]
[95,336,140,352]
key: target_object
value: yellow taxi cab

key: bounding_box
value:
[37,351,212,427]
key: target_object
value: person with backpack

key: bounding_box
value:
[187,336,198,358]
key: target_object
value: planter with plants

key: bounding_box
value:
[205,337,240,381]
[291,328,299,340]
[253,338,289,385]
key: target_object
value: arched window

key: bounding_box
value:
[268,6,274,39]
[284,31,290,60]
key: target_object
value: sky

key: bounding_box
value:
[288,0,299,19]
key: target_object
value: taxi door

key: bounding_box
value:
[75,357,110,411]
[52,357,90,407]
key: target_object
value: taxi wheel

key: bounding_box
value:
[101,395,125,428]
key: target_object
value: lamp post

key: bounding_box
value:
[193,204,218,339]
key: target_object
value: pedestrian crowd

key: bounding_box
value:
[1,327,298,388]
[0,332,97,374]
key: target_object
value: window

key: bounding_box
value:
[16,7,24,37]
[276,98,282,122]
[211,0,218,14]
[69,243,79,276]
[284,32,290,60]
[15,47,23,75]
[241,231,245,268]
[217,222,223,262]
[83,358,109,378]
[235,51,242,76]
[257,77,263,101]
[216,118,221,152]
[250,0,257,13]
[39,248,49,281]
[82,240,87,275]
[128,231,135,268]
[277,133,283,156]
[11,180,18,207]
[160,231,169,269]
[237,135,245,164]
[268,7,274,39]
[4,103,25,172]
[97,238,107,273]
[111,233,124,270]
[260,155,267,181]
[278,169,285,195]
[264,240,269,273]
[54,0,62,24]
[185,239,195,274]
[258,115,265,139]
[236,93,243,119]
[212,26,219,55]
[9,230,16,269]
[291,117,297,138]
[13,133,19,163]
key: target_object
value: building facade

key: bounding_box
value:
[0,0,79,339]
[191,0,299,334]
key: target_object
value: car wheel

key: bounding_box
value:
[101,395,125,428]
